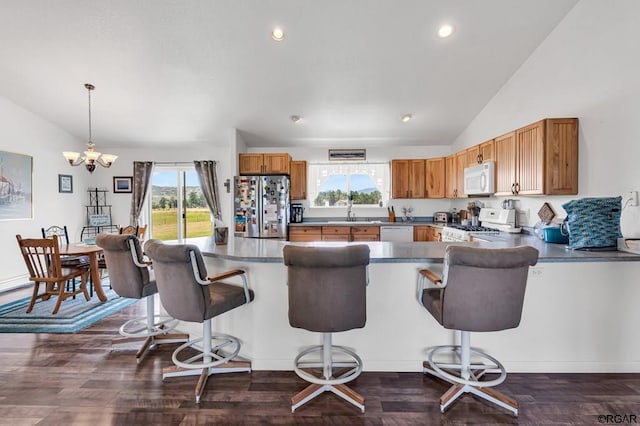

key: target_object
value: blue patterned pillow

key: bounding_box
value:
[561,197,622,249]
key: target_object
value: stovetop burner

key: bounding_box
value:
[448,225,500,233]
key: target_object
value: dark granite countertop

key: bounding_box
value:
[187,233,640,264]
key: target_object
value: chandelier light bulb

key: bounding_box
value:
[271,27,285,41]
[438,24,454,38]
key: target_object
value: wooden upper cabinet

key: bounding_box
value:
[426,157,445,198]
[516,121,545,195]
[543,118,578,195]
[391,160,409,199]
[445,155,456,198]
[409,160,427,198]
[455,151,467,198]
[467,139,495,166]
[290,160,307,200]
[479,139,495,163]
[494,118,578,196]
[445,153,465,198]
[238,154,264,175]
[494,131,518,196]
[466,145,480,166]
[239,153,291,175]
[391,159,426,199]
[263,154,291,174]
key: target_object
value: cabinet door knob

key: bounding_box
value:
[511,183,516,195]
[515,182,520,194]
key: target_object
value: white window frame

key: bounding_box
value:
[307,162,389,208]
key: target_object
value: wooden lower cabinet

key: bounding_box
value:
[413,226,432,242]
[321,226,351,241]
[289,226,321,242]
[289,225,380,242]
[351,226,380,241]
[413,226,441,242]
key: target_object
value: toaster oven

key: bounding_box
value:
[433,212,451,223]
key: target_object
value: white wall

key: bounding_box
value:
[450,0,640,232]
[0,93,233,290]
[0,96,91,290]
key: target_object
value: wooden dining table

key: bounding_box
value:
[59,243,107,302]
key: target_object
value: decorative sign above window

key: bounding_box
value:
[328,149,366,161]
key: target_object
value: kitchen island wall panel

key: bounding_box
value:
[168,236,640,373]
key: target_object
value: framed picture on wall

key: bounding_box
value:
[0,150,33,220]
[58,174,73,193]
[113,176,133,193]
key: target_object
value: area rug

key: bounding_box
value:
[0,280,137,333]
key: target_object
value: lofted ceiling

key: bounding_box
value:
[0,0,578,150]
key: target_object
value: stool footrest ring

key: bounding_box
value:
[118,315,180,338]
[294,344,363,386]
[425,345,507,388]
[172,332,241,370]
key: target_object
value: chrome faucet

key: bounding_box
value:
[346,198,355,221]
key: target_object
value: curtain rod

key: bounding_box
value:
[153,161,196,166]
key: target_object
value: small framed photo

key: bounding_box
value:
[58,174,73,193]
[328,148,366,161]
[113,176,133,193]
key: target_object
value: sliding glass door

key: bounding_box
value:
[149,165,212,241]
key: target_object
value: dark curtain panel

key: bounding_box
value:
[129,161,154,225]
[194,160,221,220]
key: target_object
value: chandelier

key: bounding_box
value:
[62,83,117,173]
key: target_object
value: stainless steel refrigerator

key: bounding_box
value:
[234,175,290,239]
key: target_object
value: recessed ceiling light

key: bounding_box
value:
[401,114,413,123]
[290,115,302,123]
[437,24,454,38]
[271,27,285,41]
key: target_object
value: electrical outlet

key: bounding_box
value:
[628,191,639,207]
[529,267,543,277]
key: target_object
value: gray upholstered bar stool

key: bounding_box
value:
[418,245,538,416]
[144,239,254,403]
[283,244,370,413]
[96,233,189,363]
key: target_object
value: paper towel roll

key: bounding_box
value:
[620,206,640,238]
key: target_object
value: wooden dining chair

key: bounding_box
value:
[136,225,147,240]
[16,234,90,314]
[41,225,92,297]
[119,225,139,236]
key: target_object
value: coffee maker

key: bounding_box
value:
[290,203,304,223]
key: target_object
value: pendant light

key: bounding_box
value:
[62,83,117,173]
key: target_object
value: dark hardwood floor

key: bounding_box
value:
[1,286,639,425]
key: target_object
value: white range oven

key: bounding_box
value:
[441,207,522,242]
[441,225,499,242]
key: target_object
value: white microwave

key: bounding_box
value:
[463,161,495,195]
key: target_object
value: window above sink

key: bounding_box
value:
[308,162,389,209]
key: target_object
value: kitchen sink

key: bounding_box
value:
[327,220,382,225]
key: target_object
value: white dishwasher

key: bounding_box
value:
[380,225,414,242]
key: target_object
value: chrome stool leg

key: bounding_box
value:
[291,333,364,413]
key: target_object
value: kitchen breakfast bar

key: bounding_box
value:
[177,234,640,374]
